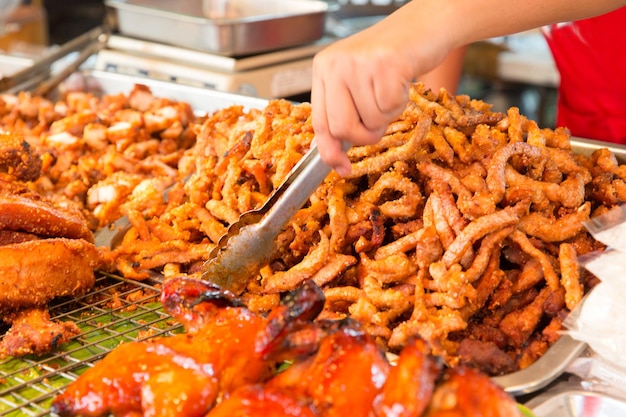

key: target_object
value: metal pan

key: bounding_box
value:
[41,68,269,111]
[526,384,626,417]
[493,336,587,396]
[570,136,626,163]
[105,0,328,56]
[325,0,408,38]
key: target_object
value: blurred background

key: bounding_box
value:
[1,0,558,127]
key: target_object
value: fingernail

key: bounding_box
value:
[335,165,351,178]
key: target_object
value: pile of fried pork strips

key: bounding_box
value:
[1,81,624,416]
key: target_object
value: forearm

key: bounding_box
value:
[404,0,626,50]
[418,46,468,94]
[310,0,626,174]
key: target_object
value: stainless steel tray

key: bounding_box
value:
[0,54,34,78]
[526,385,626,417]
[570,136,626,163]
[326,0,408,38]
[493,335,587,396]
[43,68,269,112]
[105,0,328,56]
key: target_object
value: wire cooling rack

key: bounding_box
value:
[0,272,182,417]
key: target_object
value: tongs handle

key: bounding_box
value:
[0,25,107,93]
[201,141,348,294]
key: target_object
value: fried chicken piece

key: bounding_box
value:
[53,279,525,417]
[0,238,103,314]
[0,308,80,358]
[0,229,39,245]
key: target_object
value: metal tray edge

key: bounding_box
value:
[526,387,626,417]
[493,335,587,396]
[105,0,328,24]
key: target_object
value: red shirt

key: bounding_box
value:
[543,7,626,143]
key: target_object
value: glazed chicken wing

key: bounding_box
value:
[51,278,327,417]
[267,325,391,417]
[52,279,523,417]
[424,366,522,417]
[206,384,318,417]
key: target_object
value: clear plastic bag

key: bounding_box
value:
[563,204,626,396]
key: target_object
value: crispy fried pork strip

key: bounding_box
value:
[0,238,103,313]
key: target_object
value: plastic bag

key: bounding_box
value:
[563,204,626,395]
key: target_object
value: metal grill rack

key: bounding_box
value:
[0,272,182,416]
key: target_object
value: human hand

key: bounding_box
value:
[311,0,626,176]
[311,1,452,176]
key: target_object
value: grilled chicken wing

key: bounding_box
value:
[51,278,327,417]
[425,366,522,417]
[52,279,523,417]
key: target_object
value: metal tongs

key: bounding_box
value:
[0,25,109,94]
[201,141,347,294]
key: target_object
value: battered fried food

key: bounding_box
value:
[0,84,206,357]
[104,83,617,375]
[0,237,106,359]
[0,192,94,242]
[0,308,81,358]
[0,132,42,181]
[0,237,103,313]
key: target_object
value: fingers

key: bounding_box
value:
[316,135,352,177]
[311,48,401,176]
[311,62,356,177]
[349,58,411,132]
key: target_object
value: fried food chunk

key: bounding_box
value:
[0,192,94,242]
[0,308,81,358]
[0,132,42,181]
[0,237,105,358]
[0,238,103,313]
[101,82,623,375]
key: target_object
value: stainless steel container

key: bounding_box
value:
[105,0,329,56]
[526,384,626,417]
